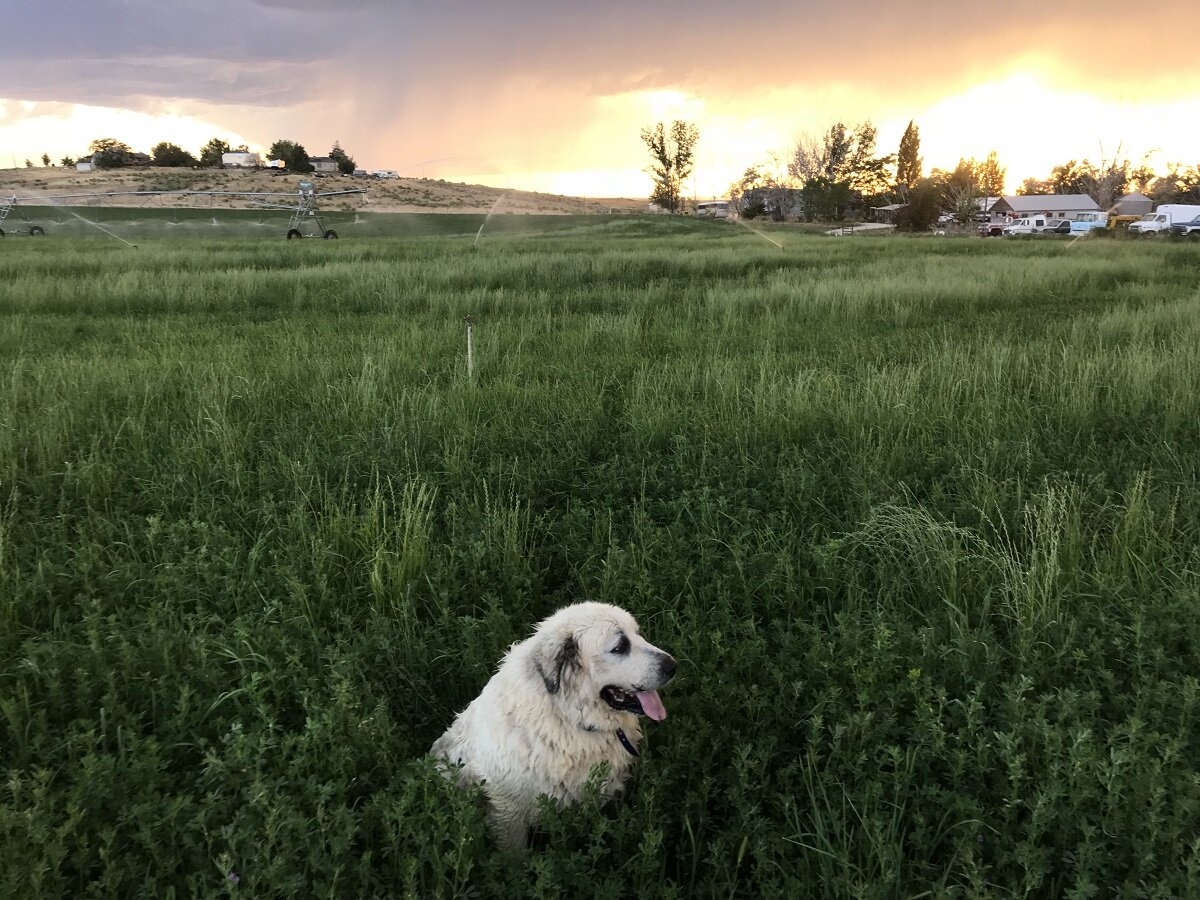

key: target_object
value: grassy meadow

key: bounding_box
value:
[2,219,1199,897]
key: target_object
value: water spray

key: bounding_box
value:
[733,216,783,249]
[8,189,138,248]
[473,192,509,248]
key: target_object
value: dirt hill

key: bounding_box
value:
[0,166,645,214]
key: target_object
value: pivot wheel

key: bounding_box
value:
[286,229,303,240]
[323,230,338,240]
[29,226,44,236]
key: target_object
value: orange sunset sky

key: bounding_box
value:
[3,1,1199,197]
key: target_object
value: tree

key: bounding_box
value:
[199,138,231,168]
[41,153,51,167]
[1078,161,1128,210]
[1048,160,1090,194]
[894,177,942,232]
[943,157,980,195]
[895,120,922,190]
[152,142,198,168]
[329,141,357,175]
[730,167,769,218]
[60,156,76,167]
[947,182,982,225]
[1148,164,1200,205]
[789,121,894,220]
[728,157,798,220]
[640,120,700,214]
[268,139,313,174]
[88,138,133,168]
[977,150,1006,196]
[1017,176,1052,195]
[1024,147,1143,208]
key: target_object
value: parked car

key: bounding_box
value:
[1003,216,1048,236]
[1168,216,1200,239]
[1043,219,1072,234]
[978,222,1004,237]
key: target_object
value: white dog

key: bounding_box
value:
[430,602,677,849]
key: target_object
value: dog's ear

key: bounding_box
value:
[533,632,580,695]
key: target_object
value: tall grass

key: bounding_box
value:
[2,224,1199,896]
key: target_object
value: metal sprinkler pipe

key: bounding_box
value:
[465,315,475,379]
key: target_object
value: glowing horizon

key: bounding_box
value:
[4,72,1198,201]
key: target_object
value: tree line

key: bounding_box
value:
[44,137,358,174]
[642,118,1200,228]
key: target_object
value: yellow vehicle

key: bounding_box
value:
[1107,214,1139,233]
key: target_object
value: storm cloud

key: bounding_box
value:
[5,0,1199,189]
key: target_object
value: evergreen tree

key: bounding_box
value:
[329,141,356,175]
[895,120,922,189]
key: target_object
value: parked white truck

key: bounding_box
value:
[1128,204,1200,235]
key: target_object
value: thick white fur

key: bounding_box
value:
[430,602,675,849]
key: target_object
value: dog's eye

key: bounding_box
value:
[612,635,630,655]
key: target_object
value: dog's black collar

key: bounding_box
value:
[616,728,639,758]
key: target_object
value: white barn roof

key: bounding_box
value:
[995,194,1099,215]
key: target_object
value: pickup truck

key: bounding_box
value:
[1128,204,1200,235]
[1070,212,1107,235]
[1168,216,1200,239]
[1003,216,1047,236]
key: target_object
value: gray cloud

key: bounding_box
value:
[7,0,1199,172]
[10,0,1200,108]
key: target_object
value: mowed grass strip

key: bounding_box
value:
[2,225,1199,897]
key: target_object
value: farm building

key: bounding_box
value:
[311,157,339,174]
[222,152,262,168]
[75,160,94,173]
[990,194,1099,219]
[871,203,906,224]
[1111,192,1153,216]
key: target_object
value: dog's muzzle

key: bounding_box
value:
[600,653,676,721]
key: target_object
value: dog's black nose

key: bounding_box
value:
[658,654,677,681]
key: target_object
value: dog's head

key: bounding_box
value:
[528,602,676,723]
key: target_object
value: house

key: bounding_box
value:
[311,157,339,174]
[75,160,95,173]
[738,186,804,220]
[990,194,1099,219]
[222,152,262,168]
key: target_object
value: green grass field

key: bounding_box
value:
[2,221,1199,897]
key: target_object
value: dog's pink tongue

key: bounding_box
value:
[637,690,667,721]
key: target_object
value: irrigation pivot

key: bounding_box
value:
[0,196,46,237]
[0,184,368,240]
[259,181,367,240]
